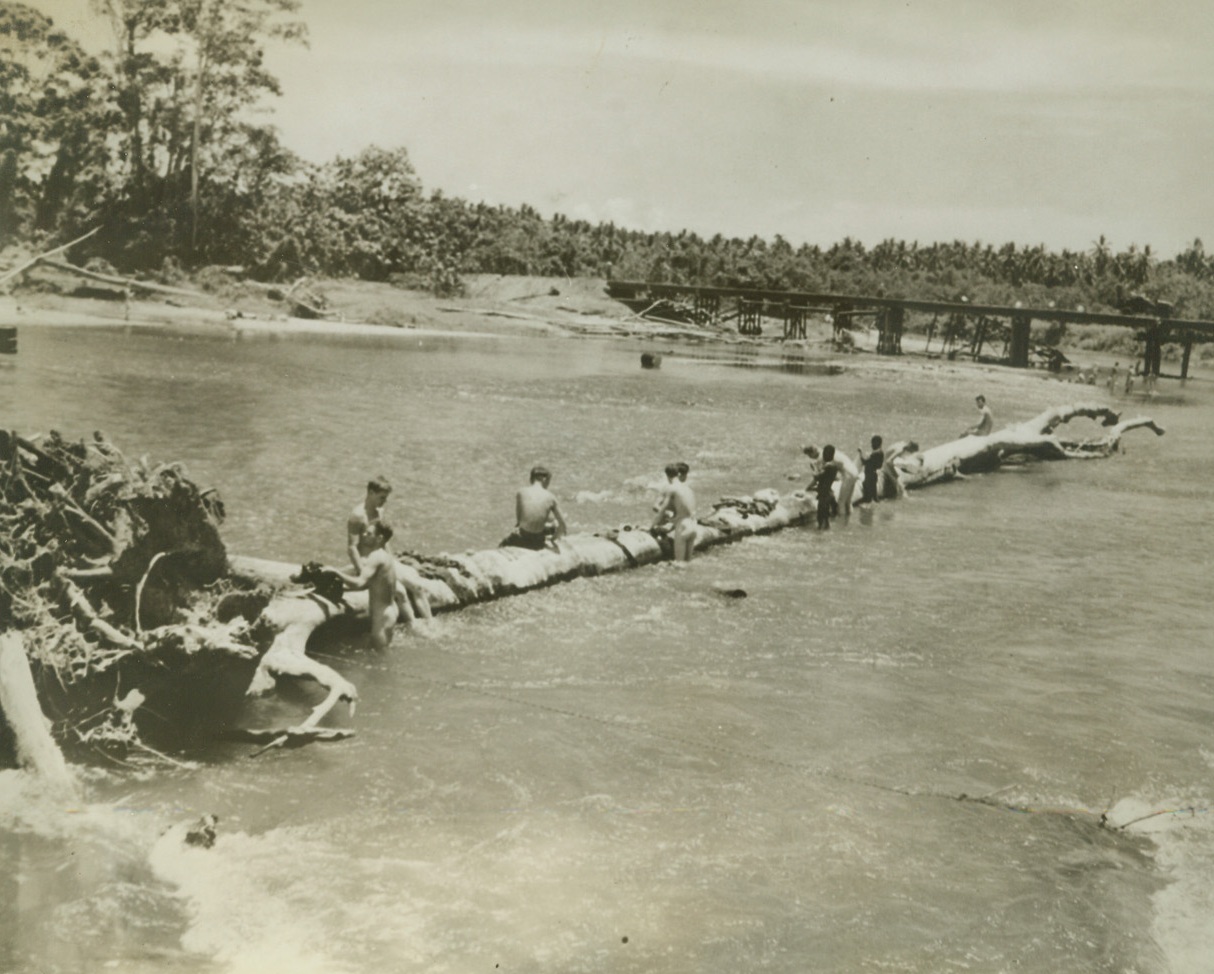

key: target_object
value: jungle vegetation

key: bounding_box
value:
[2,0,1213,319]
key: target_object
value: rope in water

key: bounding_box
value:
[391,670,1207,834]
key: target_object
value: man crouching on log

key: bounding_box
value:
[332,520,400,649]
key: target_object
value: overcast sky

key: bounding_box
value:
[30,0,1214,256]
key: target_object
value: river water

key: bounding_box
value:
[1,321,1212,973]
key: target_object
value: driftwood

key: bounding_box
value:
[894,403,1165,490]
[0,227,101,290]
[0,632,76,794]
[0,430,266,767]
[38,259,206,300]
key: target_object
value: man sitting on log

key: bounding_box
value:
[502,465,567,551]
[652,462,680,531]
[332,520,400,649]
[348,476,392,571]
[963,395,994,437]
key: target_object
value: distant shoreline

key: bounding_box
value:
[3,273,1206,388]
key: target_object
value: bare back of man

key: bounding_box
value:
[516,483,558,533]
[655,481,697,561]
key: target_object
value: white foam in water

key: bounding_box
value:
[149,824,347,974]
[1107,794,1214,974]
[1152,825,1214,974]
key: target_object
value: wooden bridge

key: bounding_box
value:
[607,281,1214,378]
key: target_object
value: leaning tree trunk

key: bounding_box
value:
[0,632,76,794]
[894,403,1165,489]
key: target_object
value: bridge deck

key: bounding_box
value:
[607,280,1214,336]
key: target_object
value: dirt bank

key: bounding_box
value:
[2,269,1205,390]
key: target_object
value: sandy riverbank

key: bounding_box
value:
[2,271,1204,393]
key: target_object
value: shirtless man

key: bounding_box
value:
[652,468,697,561]
[502,465,567,550]
[347,475,431,628]
[857,435,885,505]
[964,395,994,437]
[803,443,858,516]
[348,476,392,573]
[332,520,399,649]
[810,445,844,530]
[652,462,680,530]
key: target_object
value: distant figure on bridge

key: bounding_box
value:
[503,465,567,551]
[1108,363,1120,394]
[963,395,994,437]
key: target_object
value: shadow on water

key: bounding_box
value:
[667,346,847,376]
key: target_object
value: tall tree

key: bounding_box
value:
[0,3,106,241]
[90,0,306,262]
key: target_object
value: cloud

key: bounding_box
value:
[327,11,1206,96]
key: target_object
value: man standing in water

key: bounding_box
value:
[857,435,885,505]
[964,395,994,437]
[503,465,567,550]
[810,445,844,530]
[803,444,858,516]
[347,475,431,629]
[652,465,697,560]
[332,520,400,649]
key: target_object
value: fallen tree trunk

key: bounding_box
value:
[0,632,76,794]
[232,404,1165,725]
[231,488,816,710]
[38,259,207,301]
[0,227,100,290]
[894,403,1165,489]
[3,403,1163,763]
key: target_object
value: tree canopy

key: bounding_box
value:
[2,1,1212,319]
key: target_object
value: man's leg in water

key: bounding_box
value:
[394,583,416,627]
[370,602,399,650]
[673,518,696,561]
[405,579,433,620]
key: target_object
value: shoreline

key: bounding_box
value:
[2,279,1206,394]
